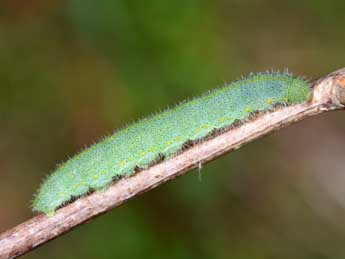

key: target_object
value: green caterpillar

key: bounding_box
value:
[33,72,311,215]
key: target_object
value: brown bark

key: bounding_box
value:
[1,68,344,259]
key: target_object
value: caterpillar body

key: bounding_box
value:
[33,72,311,215]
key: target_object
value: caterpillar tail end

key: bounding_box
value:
[32,199,56,217]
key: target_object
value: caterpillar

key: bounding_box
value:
[32,72,311,215]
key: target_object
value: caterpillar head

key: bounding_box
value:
[286,77,311,103]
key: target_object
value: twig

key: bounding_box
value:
[1,68,344,259]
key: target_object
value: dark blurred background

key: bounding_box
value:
[1,0,345,258]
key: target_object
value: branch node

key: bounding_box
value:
[312,68,345,107]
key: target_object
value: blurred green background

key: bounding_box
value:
[1,0,345,258]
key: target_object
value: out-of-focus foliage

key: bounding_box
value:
[1,1,345,258]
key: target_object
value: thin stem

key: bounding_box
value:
[1,68,344,259]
